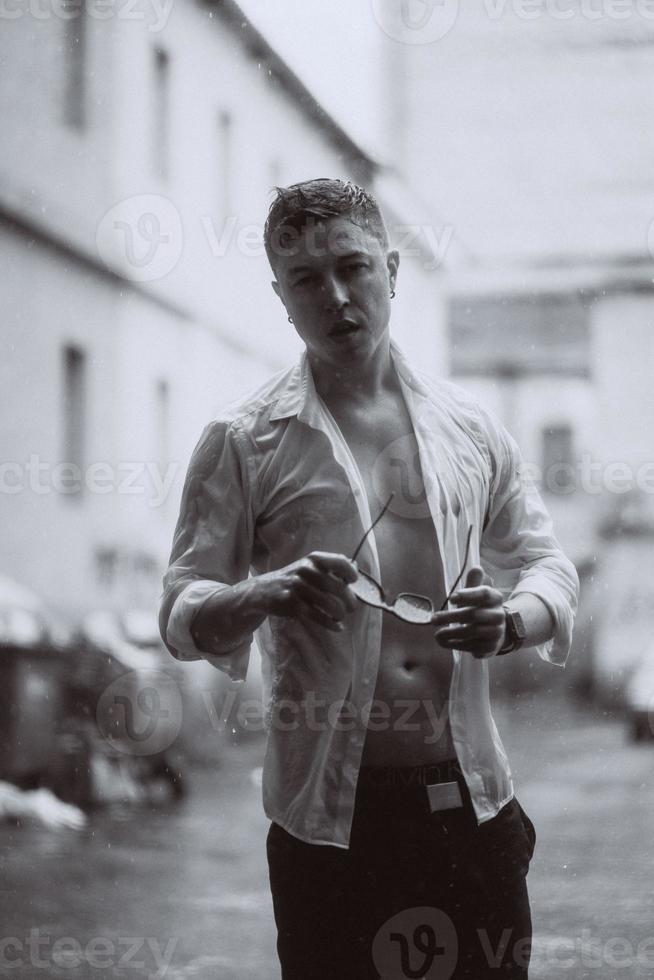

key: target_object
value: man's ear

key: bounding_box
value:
[271,279,281,300]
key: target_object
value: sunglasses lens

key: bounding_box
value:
[395,594,434,624]
[351,571,384,606]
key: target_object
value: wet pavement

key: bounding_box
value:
[1,694,654,979]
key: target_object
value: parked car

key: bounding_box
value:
[625,653,654,742]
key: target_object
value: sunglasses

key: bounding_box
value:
[349,493,474,625]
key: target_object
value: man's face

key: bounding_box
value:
[271,215,399,367]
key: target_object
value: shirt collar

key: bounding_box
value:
[268,338,429,423]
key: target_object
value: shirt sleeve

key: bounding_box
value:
[158,419,255,682]
[477,406,580,667]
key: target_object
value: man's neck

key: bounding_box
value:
[308,334,399,409]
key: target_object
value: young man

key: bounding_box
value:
[160,178,579,979]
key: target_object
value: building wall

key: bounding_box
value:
[590,293,654,691]
[383,6,654,262]
[1,2,446,622]
[448,279,654,693]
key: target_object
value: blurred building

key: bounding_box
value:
[372,3,654,698]
[448,255,654,698]
[0,0,445,625]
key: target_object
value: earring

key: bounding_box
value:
[390,289,396,299]
[288,316,294,323]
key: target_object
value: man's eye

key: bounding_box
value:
[344,263,367,274]
[293,276,314,287]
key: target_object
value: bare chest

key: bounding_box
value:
[327,400,446,606]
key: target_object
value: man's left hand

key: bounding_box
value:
[432,567,506,659]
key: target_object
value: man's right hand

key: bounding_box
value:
[262,552,359,632]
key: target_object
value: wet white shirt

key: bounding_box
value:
[160,341,579,848]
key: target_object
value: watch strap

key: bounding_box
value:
[497,605,526,656]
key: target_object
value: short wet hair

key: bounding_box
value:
[264,177,389,271]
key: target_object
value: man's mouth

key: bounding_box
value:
[329,320,360,337]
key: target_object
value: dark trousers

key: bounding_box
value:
[267,763,536,979]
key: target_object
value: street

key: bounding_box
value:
[1,693,653,980]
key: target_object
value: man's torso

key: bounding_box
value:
[323,385,456,766]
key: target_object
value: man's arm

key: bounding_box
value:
[477,406,579,665]
[160,420,358,679]
[433,569,555,659]
[159,419,256,679]
[190,552,359,657]
[501,591,554,648]
[433,405,578,664]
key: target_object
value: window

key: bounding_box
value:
[155,378,170,467]
[268,157,283,190]
[62,345,86,496]
[217,110,232,219]
[153,47,170,178]
[542,423,575,494]
[62,1,87,129]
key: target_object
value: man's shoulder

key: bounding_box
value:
[407,365,509,474]
[209,361,300,431]
[413,367,490,431]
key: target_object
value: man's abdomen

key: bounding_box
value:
[360,510,456,766]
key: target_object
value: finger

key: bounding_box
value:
[296,599,346,633]
[432,607,504,627]
[310,552,358,583]
[464,565,484,589]
[435,634,499,657]
[435,625,501,645]
[450,586,504,608]
[299,565,358,612]
[294,582,347,622]
[467,645,498,659]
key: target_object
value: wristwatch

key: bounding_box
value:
[497,605,527,656]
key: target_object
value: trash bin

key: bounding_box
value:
[0,643,73,786]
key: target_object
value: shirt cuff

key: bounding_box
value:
[166,582,251,682]
[509,582,575,668]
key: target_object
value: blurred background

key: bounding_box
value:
[2,1,654,977]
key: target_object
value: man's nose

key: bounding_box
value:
[321,276,348,311]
